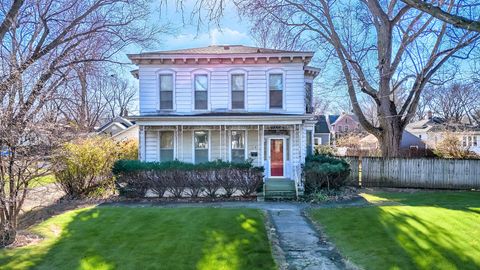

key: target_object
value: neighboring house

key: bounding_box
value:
[97,116,139,142]
[360,130,426,152]
[127,45,318,187]
[329,112,364,138]
[407,112,480,154]
[314,115,331,146]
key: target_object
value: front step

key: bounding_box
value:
[264,179,297,200]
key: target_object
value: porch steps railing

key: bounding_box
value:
[264,179,296,200]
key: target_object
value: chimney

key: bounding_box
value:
[426,110,432,120]
[123,109,128,117]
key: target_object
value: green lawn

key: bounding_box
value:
[310,191,480,270]
[0,207,276,270]
[30,174,56,188]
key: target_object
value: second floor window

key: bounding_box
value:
[159,74,173,110]
[269,74,283,109]
[231,74,245,109]
[305,82,313,113]
[194,74,208,110]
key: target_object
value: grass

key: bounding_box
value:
[0,207,276,270]
[309,191,480,270]
[30,175,56,188]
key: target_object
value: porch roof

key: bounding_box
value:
[129,112,313,126]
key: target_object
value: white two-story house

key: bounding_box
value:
[128,45,318,188]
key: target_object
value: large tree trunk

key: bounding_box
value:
[377,120,403,158]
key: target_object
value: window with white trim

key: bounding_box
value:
[231,74,245,109]
[194,74,208,110]
[231,130,246,163]
[159,74,173,110]
[269,74,283,109]
[194,131,209,163]
[305,82,313,113]
[159,131,174,161]
[306,130,313,156]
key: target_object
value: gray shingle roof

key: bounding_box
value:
[315,115,330,133]
[138,45,313,55]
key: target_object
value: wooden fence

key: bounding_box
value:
[344,157,480,189]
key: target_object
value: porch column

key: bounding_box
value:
[139,125,145,161]
[257,125,261,166]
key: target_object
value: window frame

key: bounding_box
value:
[267,70,285,110]
[306,129,314,156]
[229,71,247,110]
[305,81,313,113]
[156,70,175,111]
[157,130,175,162]
[229,129,248,162]
[193,130,210,164]
[192,71,210,111]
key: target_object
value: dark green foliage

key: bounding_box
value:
[113,159,264,198]
[304,154,351,193]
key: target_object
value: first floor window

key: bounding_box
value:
[194,131,209,163]
[159,74,173,110]
[306,130,313,156]
[231,130,245,162]
[194,74,208,110]
[159,131,174,161]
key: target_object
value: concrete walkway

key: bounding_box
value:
[103,201,352,269]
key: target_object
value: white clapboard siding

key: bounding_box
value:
[145,130,159,162]
[138,63,306,114]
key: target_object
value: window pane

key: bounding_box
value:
[231,74,244,91]
[305,82,313,113]
[231,149,245,163]
[195,75,208,91]
[159,75,173,91]
[231,131,245,149]
[269,74,283,91]
[195,149,209,164]
[160,131,174,148]
[160,149,174,162]
[270,90,283,108]
[306,131,313,156]
[194,131,208,149]
[232,91,245,109]
[160,91,173,109]
[195,91,208,110]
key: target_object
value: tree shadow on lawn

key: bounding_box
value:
[1,207,276,270]
[315,191,480,270]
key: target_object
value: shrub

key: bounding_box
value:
[433,132,478,159]
[303,154,351,193]
[54,136,122,198]
[118,139,138,160]
[112,159,264,198]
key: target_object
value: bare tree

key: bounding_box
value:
[232,0,479,156]
[402,0,480,32]
[103,76,137,119]
[427,82,480,123]
[0,0,160,246]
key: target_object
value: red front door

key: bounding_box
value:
[270,139,284,177]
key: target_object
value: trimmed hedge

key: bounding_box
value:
[304,154,351,193]
[112,160,264,198]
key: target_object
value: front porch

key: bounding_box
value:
[139,124,307,180]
